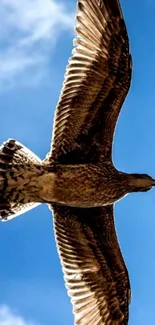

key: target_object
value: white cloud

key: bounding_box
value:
[0,0,74,90]
[0,305,39,325]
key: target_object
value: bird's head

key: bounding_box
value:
[129,173,155,192]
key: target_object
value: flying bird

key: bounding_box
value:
[0,0,154,324]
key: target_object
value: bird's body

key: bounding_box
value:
[1,159,155,209]
[0,0,154,324]
[41,163,127,207]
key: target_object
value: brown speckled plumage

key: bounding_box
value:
[1,1,155,324]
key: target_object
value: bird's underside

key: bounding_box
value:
[0,0,137,324]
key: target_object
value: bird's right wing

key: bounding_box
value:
[51,204,130,325]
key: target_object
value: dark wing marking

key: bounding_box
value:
[46,0,132,164]
[51,204,130,325]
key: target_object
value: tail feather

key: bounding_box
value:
[0,139,41,221]
[0,138,41,165]
[0,201,40,222]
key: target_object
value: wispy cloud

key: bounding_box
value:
[0,0,74,90]
[0,305,39,325]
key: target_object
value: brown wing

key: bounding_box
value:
[46,0,132,164]
[52,204,130,325]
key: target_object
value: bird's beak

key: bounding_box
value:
[150,178,155,186]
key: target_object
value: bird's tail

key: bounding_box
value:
[0,139,41,221]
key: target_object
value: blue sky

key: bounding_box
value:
[0,0,155,324]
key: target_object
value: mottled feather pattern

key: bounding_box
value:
[52,205,130,325]
[0,139,41,220]
[45,0,132,165]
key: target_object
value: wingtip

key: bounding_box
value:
[101,0,124,19]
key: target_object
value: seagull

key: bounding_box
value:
[0,0,155,324]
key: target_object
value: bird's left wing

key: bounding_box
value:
[51,204,130,325]
[46,0,132,164]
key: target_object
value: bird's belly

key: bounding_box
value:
[39,169,127,208]
[51,187,127,208]
[52,187,108,208]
